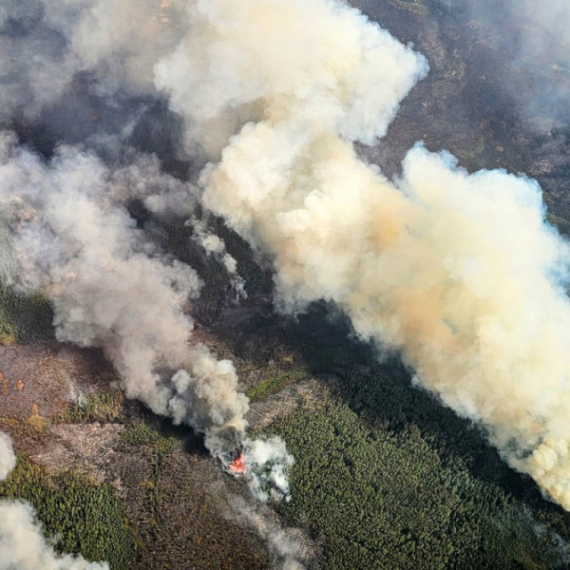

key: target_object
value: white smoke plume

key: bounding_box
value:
[0,432,108,569]
[0,132,248,455]
[0,124,294,569]
[7,0,570,554]
[0,0,294,498]
[154,0,427,157]
[0,501,109,570]
[0,431,16,482]
[227,496,309,570]
[150,0,570,511]
[243,437,295,502]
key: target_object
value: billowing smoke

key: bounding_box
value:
[0,132,248,455]
[5,0,570,562]
[243,437,295,502]
[154,0,427,157]
[0,129,297,562]
[150,0,570,510]
[0,432,16,482]
[0,431,108,569]
[0,502,110,570]
[0,0,298,519]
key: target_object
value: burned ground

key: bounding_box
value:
[0,343,276,569]
[4,283,570,569]
[3,1,570,569]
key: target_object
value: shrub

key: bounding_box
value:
[62,390,125,424]
[275,401,569,570]
[0,455,136,569]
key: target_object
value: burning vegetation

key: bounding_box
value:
[227,451,246,476]
[3,0,570,568]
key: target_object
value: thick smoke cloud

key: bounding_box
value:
[0,133,248,455]
[4,0,570,563]
[151,0,570,510]
[155,0,427,157]
[0,0,186,121]
[0,130,296,562]
[0,0,303,565]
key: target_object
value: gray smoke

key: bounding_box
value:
[0,0,296,529]
[0,132,248,454]
[0,1,311,566]
[6,0,570,564]
[150,0,570,511]
[440,0,570,129]
[227,496,311,570]
[0,0,79,121]
[0,0,186,121]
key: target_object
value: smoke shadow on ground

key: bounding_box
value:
[211,297,570,536]
[126,203,274,326]
[3,73,194,181]
[125,402,209,458]
[182,430,209,457]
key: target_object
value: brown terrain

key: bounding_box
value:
[3,1,570,569]
[0,308,323,569]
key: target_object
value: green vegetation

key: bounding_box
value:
[547,212,570,237]
[261,312,570,569]
[246,365,307,402]
[448,135,487,164]
[121,417,178,525]
[119,416,269,569]
[62,389,126,423]
[121,417,177,454]
[276,401,568,570]
[0,283,53,343]
[0,455,136,569]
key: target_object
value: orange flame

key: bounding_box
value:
[228,452,246,475]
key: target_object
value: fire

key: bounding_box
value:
[228,452,246,475]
